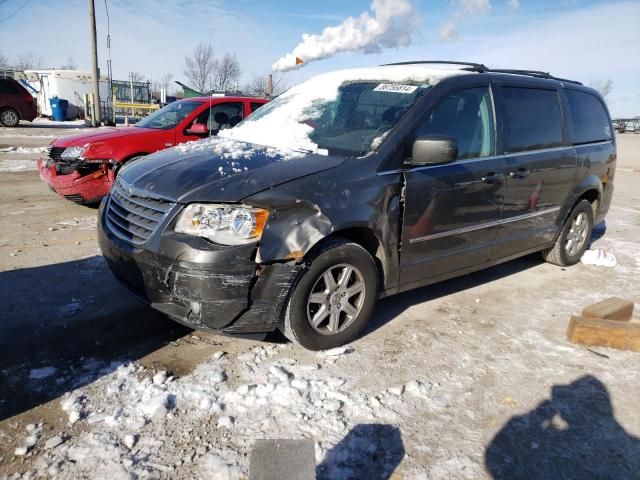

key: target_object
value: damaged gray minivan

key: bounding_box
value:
[98,61,615,350]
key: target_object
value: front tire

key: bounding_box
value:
[542,199,594,266]
[0,108,20,127]
[281,238,378,350]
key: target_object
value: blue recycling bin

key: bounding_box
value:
[50,97,69,122]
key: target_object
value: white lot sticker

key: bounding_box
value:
[373,83,418,94]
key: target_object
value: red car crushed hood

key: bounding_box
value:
[37,96,269,204]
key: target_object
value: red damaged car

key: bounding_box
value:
[38,96,268,204]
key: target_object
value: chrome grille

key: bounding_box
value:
[106,178,174,246]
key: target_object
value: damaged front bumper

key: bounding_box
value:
[97,201,301,334]
[38,158,114,204]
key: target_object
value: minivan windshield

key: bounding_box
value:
[222,68,436,156]
[136,101,203,130]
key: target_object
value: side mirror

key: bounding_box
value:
[186,123,209,136]
[411,134,458,165]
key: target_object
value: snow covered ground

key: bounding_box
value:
[0,128,639,479]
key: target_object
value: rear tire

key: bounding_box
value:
[0,108,20,127]
[281,238,378,351]
[542,199,593,266]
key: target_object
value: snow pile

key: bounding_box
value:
[0,159,38,172]
[223,65,465,154]
[0,146,49,154]
[18,343,445,477]
[14,423,43,456]
[272,0,419,71]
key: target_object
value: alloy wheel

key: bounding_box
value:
[1,110,18,126]
[565,211,589,257]
[306,263,366,335]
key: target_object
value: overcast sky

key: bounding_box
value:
[1,0,638,116]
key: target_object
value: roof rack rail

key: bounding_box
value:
[382,60,488,70]
[462,66,583,85]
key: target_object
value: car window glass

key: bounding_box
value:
[415,86,496,160]
[136,101,203,130]
[0,79,20,94]
[250,102,264,113]
[566,90,611,144]
[502,87,563,153]
[201,102,244,132]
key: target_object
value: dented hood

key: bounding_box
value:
[117,139,344,203]
[53,127,160,147]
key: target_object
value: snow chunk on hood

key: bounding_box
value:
[176,134,305,161]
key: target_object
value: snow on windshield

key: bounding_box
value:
[220,65,467,155]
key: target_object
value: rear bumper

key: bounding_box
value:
[38,159,113,203]
[595,182,614,225]
[97,200,300,333]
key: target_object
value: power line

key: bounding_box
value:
[0,0,33,24]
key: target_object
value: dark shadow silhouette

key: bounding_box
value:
[317,424,405,480]
[0,256,192,420]
[485,375,640,480]
[367,252,543,335]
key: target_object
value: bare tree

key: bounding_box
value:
[213,53,241,92]
[15,52,44,71]
[60,56,77,69]
[184,42,215,93]
[130,72,146,83]
[0,51,8,69]
[589,79,613,99]
[160,73,174,95]
[244,72,288,98]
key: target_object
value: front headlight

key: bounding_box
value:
[60,146,87,159]
[174,204,269,245]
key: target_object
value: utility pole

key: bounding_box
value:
[267,74,273,98]
[88,0,101,127]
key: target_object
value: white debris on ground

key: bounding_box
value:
[11,342,452,477]
[31,118,87,127]
[0,146,49,154]
[581,248,618,267]
[54,216,98,230]
[13,423,43,457]
[0,159,38,172]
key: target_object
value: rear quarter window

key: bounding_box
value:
[502,87,563,153]
[566,90,612,144]
[0,79,20,94]
[250,102,265,112]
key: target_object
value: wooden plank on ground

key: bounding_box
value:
[567,316,640,353]
[582,297,634,321]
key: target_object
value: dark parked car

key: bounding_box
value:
[98,62,616,350]
[0,77,37,127]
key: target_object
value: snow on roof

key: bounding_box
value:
[221,64,469,154]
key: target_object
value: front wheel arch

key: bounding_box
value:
[280,236,379,350]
